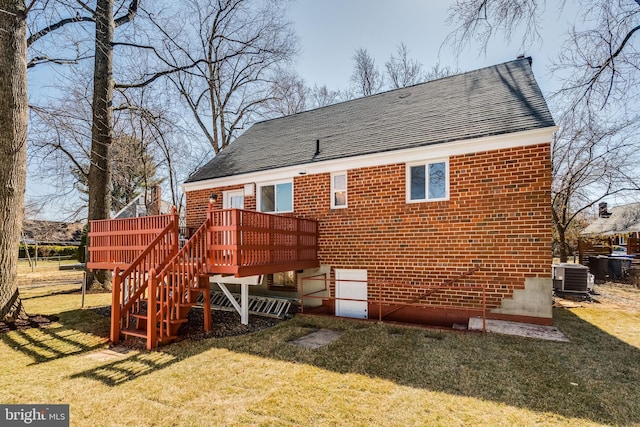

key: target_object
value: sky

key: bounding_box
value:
[287,0,575,97]
[26,1,580,221]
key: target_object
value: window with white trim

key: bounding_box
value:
[407,159,449,202]
[331,172,347,209]
[268,271,297,291]
[258,181,293,213]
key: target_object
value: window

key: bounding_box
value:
[269,271,297,291]
[407,160,448,202]
[259,181,293,213]
[331,172,347,208]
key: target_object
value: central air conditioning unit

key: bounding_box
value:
[552,263,591,293]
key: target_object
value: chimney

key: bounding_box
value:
[150,185,162,216]
[598,202,609,218]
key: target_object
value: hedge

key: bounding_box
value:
[19,244,79,259]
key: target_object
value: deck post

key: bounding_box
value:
[234,209,241,267]
[240,282,249,325]
[147,268,157,350]
[110,267,121,344]
[199,275,212,332]
[217,282,249,325]
[171,206,179,255]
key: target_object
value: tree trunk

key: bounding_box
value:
[0,0,28,322]
[558,227,570,263]
[86,0,114,289]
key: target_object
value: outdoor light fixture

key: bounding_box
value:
[209,193,218,204]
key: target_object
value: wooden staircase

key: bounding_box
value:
[91,205,320,349]
[111,216,212,350]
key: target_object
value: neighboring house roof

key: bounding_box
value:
[113,193,172,219]
[186,57,555,183]
[21,220,84,245]
[582,203,640,236]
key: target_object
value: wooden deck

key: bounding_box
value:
[87,207,319,277]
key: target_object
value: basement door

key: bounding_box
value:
[335,269,368,319]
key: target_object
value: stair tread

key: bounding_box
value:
[129,314,188,325]
[139,299,198,307]
[121,328,148,339]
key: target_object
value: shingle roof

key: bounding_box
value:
[186,57,555,183]
[582,203,640,236]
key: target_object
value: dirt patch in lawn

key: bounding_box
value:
[554,281,640,312]
[0,314,59,333]
[90,305,283,349]
[592,282,640,312]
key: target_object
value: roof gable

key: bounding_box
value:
[186,57,555,183]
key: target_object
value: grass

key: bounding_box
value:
[17,260,84,287]
[1,283,639,426]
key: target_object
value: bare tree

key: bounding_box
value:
[552,112,640,261]
[423,63,458,82]
[309,84,341,108]
[144,0,298,154]
[351,47,384,97]
[444,0,640,113]
[263,69,308,117]
[385,42,426,88]
[0,0,29,323]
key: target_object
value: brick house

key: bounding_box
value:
[182,57,556,327]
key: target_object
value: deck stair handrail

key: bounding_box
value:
[110,218,179,344]
[381,266,481,319]
[148,217,212,348]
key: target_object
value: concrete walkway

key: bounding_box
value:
[468,317,569,342]
[290,329,343,349]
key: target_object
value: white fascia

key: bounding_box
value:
[182,126,557,193]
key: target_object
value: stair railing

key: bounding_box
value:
[110,216,179,344]
[151,216,211,346]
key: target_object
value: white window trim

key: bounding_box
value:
[257,179,294,213]
[330,171,348,209]
[406,158,450,203]
[222,189,245,209]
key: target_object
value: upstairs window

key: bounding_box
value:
[407,160,448,202]
[331,172,347,209]
[259,181,293,213]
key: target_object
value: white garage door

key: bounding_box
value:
[335,269,368,319]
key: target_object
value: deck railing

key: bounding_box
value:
[207,208,319,276]
[88,206,319,277]
[88,210,178,270]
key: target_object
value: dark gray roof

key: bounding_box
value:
[186,57,555,183]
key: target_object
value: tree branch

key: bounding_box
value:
[27,16,95,47]
[27,54,92,68]
[114,60,208,89]
[114,0,138,27]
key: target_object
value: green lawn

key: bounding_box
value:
[1,284,639,426]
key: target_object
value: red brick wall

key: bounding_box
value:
[185,143,552,311]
